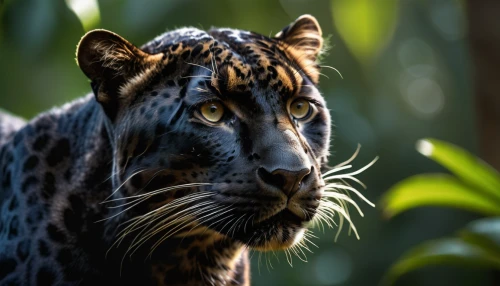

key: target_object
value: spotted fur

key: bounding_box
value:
[0,15,331,285]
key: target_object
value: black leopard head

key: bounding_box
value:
[76,15,333,252]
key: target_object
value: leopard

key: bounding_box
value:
[0,15,371,285]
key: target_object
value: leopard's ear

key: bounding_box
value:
[77,29,162,119]
[275,15,323,84]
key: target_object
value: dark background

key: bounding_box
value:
[0,0,492,285]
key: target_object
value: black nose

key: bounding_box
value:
[257,166,311,197]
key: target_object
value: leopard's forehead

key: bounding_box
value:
[141,27,305,97]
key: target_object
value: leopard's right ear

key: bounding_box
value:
[275,15,323,84]
[77,30,162,118]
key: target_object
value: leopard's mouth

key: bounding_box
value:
[251,186,322,224]
[209,198,317,251]
[261,208,306,226]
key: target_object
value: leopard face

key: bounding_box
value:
[77,15,330,253]
[0,14,376,285]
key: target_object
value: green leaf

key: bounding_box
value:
[381,174,500,218]
[417,138,500,202]
[382,238,500,285]
[65,0,101,31]
[460,217,500,256]
[331,0,398,65]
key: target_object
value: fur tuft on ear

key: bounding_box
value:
[77,29,153,84]
[275,15,324,84]
[76,29,162,119]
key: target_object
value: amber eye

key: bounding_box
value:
[290,99,311,120]
[200,101,224,123]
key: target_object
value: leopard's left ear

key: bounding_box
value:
[275,15,323,83]
[76,29,163,120]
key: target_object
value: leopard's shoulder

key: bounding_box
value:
[0,109,26,147]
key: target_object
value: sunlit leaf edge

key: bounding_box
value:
[417,138,500,202]
[381,173,500,218]
[460,217,500,257]
[382,238,500,286]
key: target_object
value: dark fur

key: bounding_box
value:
[0,15,330,285]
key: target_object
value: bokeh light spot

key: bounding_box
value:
[314,248,352,285]
[416,139,434,157]
[405,78,445,117]
[398,38,436,78]
[430,0,465,41]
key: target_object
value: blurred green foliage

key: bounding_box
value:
[332,0,399,67]
[65,0,100,31]
[0,0,483,285]
[382,139,500,285]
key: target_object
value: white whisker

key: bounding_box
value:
[316,145,377,242]
[185,61,215,74]
[321,192,364,217]
[104,183,211,202]
[324,184,375,207]
[320,65,344,79]
[96,196,149,223]
[321,164,352,177]
[180,75,212,79]
[325,156,379,179]
[102,168,148,203]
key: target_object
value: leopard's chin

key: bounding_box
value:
[251,226,307,251]
[221,208,313,251]
[253,209,310,250]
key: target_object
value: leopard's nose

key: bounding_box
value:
[257,166,311,197]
